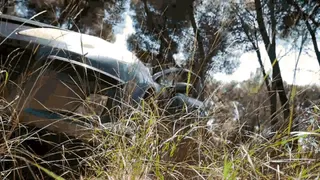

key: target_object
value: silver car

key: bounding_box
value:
[0,14,205,139]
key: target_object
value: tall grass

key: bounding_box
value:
[0,67,319,179]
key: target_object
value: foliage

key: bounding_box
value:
[127,0,240,76]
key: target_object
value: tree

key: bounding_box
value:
[127,0,186,71]
[128,0,239,100]
[230,2,273,114]
[186,0,234,98]
[229,0,291,128]
[282,0,320,66]
[0,0,15,14]
[254,0,290,127]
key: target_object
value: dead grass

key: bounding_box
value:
[0,60,319,179]
[0,76,318,180]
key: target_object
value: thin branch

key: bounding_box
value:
[286,0,320,27]
[305,19,320,66]
[254,0,271,48]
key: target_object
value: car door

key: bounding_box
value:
[4,55,123,136]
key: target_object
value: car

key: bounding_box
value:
[0,14,206,140]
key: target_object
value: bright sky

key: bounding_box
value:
[113,1,135,49]
[215,41,320,86]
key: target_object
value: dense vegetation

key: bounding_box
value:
[0,0,319,179]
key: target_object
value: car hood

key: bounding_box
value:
[17,27,161,100]
[17,27,138,65]
[16,27,159,89]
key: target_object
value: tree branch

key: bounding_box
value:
[254,0,271,48]
[236,10,272,92]
[286,0,320,27]
[189,5,205,59]
[305,19,320,66]
[141,0,176,68]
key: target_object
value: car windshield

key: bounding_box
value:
[92,57,154,86]
[127,61,154,84]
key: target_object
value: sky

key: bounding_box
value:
[214,41,320,86]
[112,5,320,86]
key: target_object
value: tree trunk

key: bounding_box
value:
[269,0,290,124]
[269,48,290,126]
[255,0,290,129]
[142,0,176,73]
[255,47,271,92]
[253,45,275,115]
[188,5,219,100]
[235,11,272,94]
[189,7,205,59]
[188,5,205,97]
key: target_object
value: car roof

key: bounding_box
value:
[0,13,57,28]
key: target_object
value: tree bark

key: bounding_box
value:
[188,6,205,99]
[189,6,205,59]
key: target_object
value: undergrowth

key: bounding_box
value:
[0,71,319,180]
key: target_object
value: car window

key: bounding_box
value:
[123,61,153,85]
[43,57,123,97]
